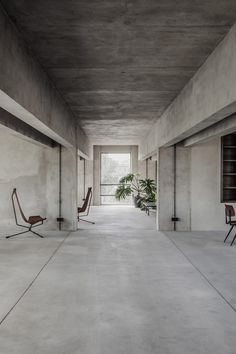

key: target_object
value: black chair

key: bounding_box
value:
[224,204,236,246]
[78,187,95,224]
[6,188,46,239]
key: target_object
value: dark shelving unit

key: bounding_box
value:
[221,133,236,202]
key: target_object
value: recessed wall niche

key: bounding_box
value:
[221,133,236,202]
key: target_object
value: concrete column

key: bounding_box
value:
[78,156,85,205]
[176,145,191,231]
[61,146,78,231]
[157,147,175,231]
[45,146,59,230]
[157,145,191,231]
[93,146,101,206]
[85,159,94,205]
[131,146,138,173]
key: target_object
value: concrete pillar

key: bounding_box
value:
[78,156,85,205]
[157,147,175,231]
[61,146,78,231]
[176,145,191,231]
[157,145,191,231]
[93,146,101,206]
[45,146,59,230]
[131,146,138,173]
[85,159,94,205]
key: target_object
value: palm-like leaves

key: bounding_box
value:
[115,185,132,200]
[115,173,156,203]
[139,179,156,196]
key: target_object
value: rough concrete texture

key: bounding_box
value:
[0,128,59,231]
[0,107,55,148]
[78,157,86,205]
[165,230,236,315]
[140,23,236,159]
[1,1,236,143]
[61,147,78,231]
[157,138,236,232]
[184,112,236,147]
[190,137,236,231]
[0,207,236,353]
[175,145,191,231]
[157,145,191,232]
[157,147,175,231]
[0,6,91,156]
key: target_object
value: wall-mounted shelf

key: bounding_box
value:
[221,133,236,202]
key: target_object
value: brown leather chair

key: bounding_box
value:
[78,187,95,224]
[224,204,236,246]
[6,188,46,239]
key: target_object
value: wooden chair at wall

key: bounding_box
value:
[224,204,236,246]
[6,188,46,239]
[78,187,95,225]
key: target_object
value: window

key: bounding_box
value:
[100,153,131,205]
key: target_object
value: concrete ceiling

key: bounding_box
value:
[1,0,236,144]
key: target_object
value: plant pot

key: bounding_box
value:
[132,195,140,208]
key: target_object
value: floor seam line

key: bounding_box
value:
[0,231,71,327]
[163,232,236,313]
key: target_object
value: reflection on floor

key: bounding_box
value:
[0,207,236,354]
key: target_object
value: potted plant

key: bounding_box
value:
[115,173,142,207]
[115,173,156,208]
[139,178,157,210]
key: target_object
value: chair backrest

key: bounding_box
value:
[79,187,93,214]
[225,204,235,224]
[12,188,28,224]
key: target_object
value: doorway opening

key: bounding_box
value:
[100,153,131,205]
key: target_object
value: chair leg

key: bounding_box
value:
[6,229,30,239]
[31,230,44,238]
[230,234,236,246]
[79,218,95,225]
[224,225,234,243]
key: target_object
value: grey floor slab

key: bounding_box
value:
[0,208,236,354]
[165,230,236,311]
[0,231,69,321]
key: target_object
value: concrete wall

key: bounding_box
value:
[156,138,232,232]
[140,24,236,159]
[190,137,232,231]
[0,128,59,233]
[156,145,190,231]
[0,6,91,157]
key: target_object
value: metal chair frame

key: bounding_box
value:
[224,204,236,246]
[6,189,46,239]
[78,187,95,225]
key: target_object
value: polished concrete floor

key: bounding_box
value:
[0,207,236,354]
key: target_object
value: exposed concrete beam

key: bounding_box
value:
[0,7,91,157]
[184,113,236,147]
[140,24,236,159]
[0,107,56,148]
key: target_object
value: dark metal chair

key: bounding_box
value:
[6,188,46,239]
[78,187,95,224]
[224,204,236,246]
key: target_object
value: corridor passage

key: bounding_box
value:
[0,207,236,354]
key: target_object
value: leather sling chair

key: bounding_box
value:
[224,204,236,246]
[6,188,46,239]
[78,187,95,224]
